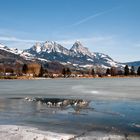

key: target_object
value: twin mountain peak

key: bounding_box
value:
[31,41,91,56]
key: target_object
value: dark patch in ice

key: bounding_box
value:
[25,97,90,113]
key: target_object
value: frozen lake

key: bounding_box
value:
[0,78,140,139]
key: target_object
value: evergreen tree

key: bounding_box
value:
[137,66,140,76]
[91,68,95,76]
[39,65,44,77]
[22,64,28,74]
[66,68,71,77]
[124,65,129,76]
[106,68,111,75]
[130,66,135,75]
[62,68,66,77]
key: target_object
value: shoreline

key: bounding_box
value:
[0,75,140,80]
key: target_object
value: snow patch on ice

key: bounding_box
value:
[0,125,74,140]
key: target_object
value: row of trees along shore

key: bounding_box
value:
[0,62,140,78]
[106,65,140,76]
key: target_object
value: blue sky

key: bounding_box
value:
[0,0,140,62]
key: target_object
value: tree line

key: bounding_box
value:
[1,62,140,77]
[124,65,140,76]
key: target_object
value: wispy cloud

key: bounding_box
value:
[71,11,106,26]
[0,36,43,43]
[63,7,120,28]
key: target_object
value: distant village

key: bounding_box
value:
[0,62,140,79]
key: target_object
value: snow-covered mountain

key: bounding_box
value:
[0,43,40,66]
[25,41,122,68]
[1,41,139,70]
[0,43,35,61]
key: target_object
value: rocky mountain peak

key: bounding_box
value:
[28,41,69,55]
[70,41,92,57]
[71,41,83,49]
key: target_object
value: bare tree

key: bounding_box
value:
[27,63,41,77]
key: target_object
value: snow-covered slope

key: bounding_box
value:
[93,52,122,68]
[0,44,20,55]
[0,43,35,61]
